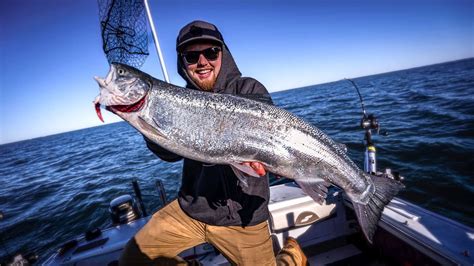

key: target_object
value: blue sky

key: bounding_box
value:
[0,0,472,144]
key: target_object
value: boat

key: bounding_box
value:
[40,174,473,265]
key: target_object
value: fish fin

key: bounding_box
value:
[335,142,348,153]
[295,178,331,205]
[230,163,261,177]
[230,165,250,187]
[230,162,267,187]
[352,175,404,244]
[137,117,167,139]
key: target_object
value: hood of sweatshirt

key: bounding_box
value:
[176,20,242,93]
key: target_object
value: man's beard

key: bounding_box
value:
[194,77,216,91]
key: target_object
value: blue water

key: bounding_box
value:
[1,59,473,262]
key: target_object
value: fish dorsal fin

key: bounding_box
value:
[295,177,331,205]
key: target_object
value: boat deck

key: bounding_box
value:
[43,182,474,265]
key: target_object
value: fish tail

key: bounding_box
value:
[352,174,404,243]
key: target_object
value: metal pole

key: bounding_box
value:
[143,0,170,83]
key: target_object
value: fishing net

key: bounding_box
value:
[98,0,149,68]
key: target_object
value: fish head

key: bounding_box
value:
[93,63,152,122]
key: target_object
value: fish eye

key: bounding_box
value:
[118,68,126,75]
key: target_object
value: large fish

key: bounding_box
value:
[94,63,403,243]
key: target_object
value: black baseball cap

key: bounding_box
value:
[176,21,224,52]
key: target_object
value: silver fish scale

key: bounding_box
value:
[137,80,372,200]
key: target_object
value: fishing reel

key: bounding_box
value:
[361,114,388,137]
[361,114,379,133]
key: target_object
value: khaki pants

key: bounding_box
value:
[119,200,303,265]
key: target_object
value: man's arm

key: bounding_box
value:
[144,137,183,162]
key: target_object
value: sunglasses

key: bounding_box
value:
[181,47,221,64]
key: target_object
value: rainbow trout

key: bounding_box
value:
[94,63,403,243]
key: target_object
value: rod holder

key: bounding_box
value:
[132,179,148,217]
[155,180,168,206]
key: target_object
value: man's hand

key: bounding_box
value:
[240,162,266,176]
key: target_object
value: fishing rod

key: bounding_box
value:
[345,79,380,174]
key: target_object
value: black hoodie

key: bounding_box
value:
[145,21,272,226]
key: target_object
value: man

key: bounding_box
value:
[120,20,306,265]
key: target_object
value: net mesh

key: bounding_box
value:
[98,0,149,68]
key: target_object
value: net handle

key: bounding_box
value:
[144,0,170,83]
